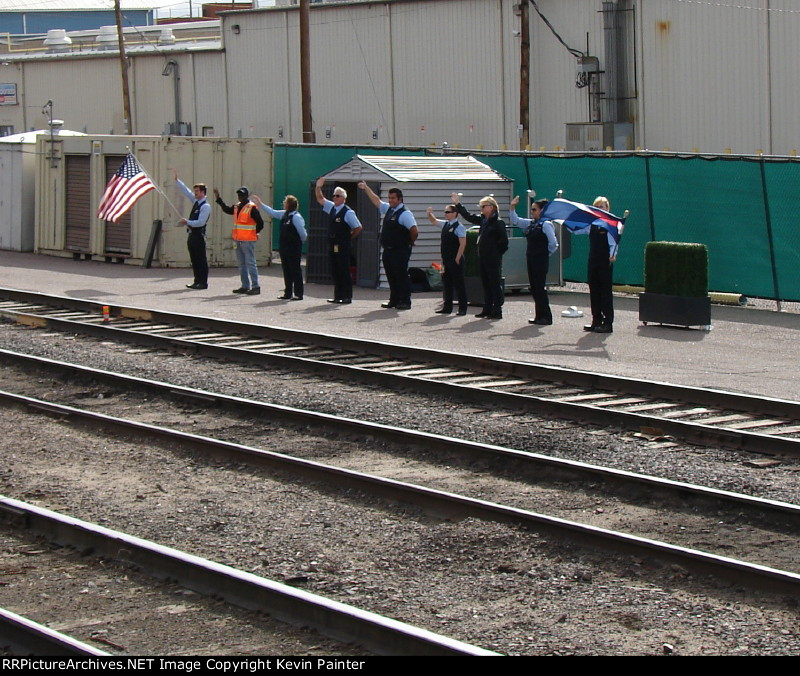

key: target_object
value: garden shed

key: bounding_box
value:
[307,154,514,290]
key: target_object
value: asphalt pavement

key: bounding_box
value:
[0,250,797,402]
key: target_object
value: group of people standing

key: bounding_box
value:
[172,170,617,333]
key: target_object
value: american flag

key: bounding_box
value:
[97,154,155,223]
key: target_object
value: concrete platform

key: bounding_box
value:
[0,250,797,402]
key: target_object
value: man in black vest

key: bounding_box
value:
[359,182,418,310]
[315,179,363,304]
[172,168,210,289]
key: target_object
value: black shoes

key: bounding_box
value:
[290,296,303,301]
[434,307,452,314]
[456,309,467,316]
[186,283,207,289]
[395,303,411,310]
[327,298,340,303]
[529,318,552,325]
[328,298,351,304]
[246,287,261,295]
[381,302,396,309]
[233,287,248,294]
[278,294,292,300]
[475,311,488,318]
[583,324,598,332]
[584,323,612,333]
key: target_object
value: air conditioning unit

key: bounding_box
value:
[565,122,633,151]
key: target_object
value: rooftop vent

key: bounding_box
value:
[96,25,119,50]
[43,29,72,53]
[158,28,176,45]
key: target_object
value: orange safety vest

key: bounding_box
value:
[232,202,258,241]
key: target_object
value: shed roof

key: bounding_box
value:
[354,155,509,182]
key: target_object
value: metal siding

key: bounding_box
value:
[24,58,124,134]
[224,10,291,139]
[192,52,228,137]
[637,0,768,153]
[529,0,606,150]
[0,144,30,251]
[391,0,504,149]
[308,3,392,145]
[763,0,800,154]
[132,56,181,136]
[12,10,150,33]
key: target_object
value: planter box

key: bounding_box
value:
[465,276,505,307]
[639,292,711,328]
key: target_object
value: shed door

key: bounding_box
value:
[306,181,380,288]
[306,182,332,285]
[64,155,91,252]
[355,184,380,288]
[103,155,132,255]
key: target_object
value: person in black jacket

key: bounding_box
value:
[451,193,508,319]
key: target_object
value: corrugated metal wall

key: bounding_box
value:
[637,0,765,153]
[34,135,273,267]
[3,0,800,155]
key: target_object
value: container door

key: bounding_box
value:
[103,155,132,255]
[64,155,91,252]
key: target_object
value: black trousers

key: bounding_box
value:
[280,244,303,298]
[329,242,352,301]
[382,246,412,306]
[527,253,551,322]
[479,254,503,315]
[442,256,467,311]
[187,230,208,286]
[588,260,614,327]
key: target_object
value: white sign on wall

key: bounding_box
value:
[0,84,17,106]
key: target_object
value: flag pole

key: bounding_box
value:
[126,147,183,220]
[610,209,628,262]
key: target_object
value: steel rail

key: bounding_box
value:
[3,306,800,458]
[2,347,799,526]
[0,497,497,657]
[2,288,800,456]
[0,607,111,656]
[2,390,800,596]
[0,286,797,414]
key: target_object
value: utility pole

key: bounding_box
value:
[519,1,530,150]
[114,0,133,134]
[300,0,315,143]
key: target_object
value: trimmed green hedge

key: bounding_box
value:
[644,241,708,297]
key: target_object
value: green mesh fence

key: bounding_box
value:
[274,145,800,302]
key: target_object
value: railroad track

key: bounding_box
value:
[0,497,495,657]
[1,347,799,532]
[0,289,798,457]
[2,382,800,598]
